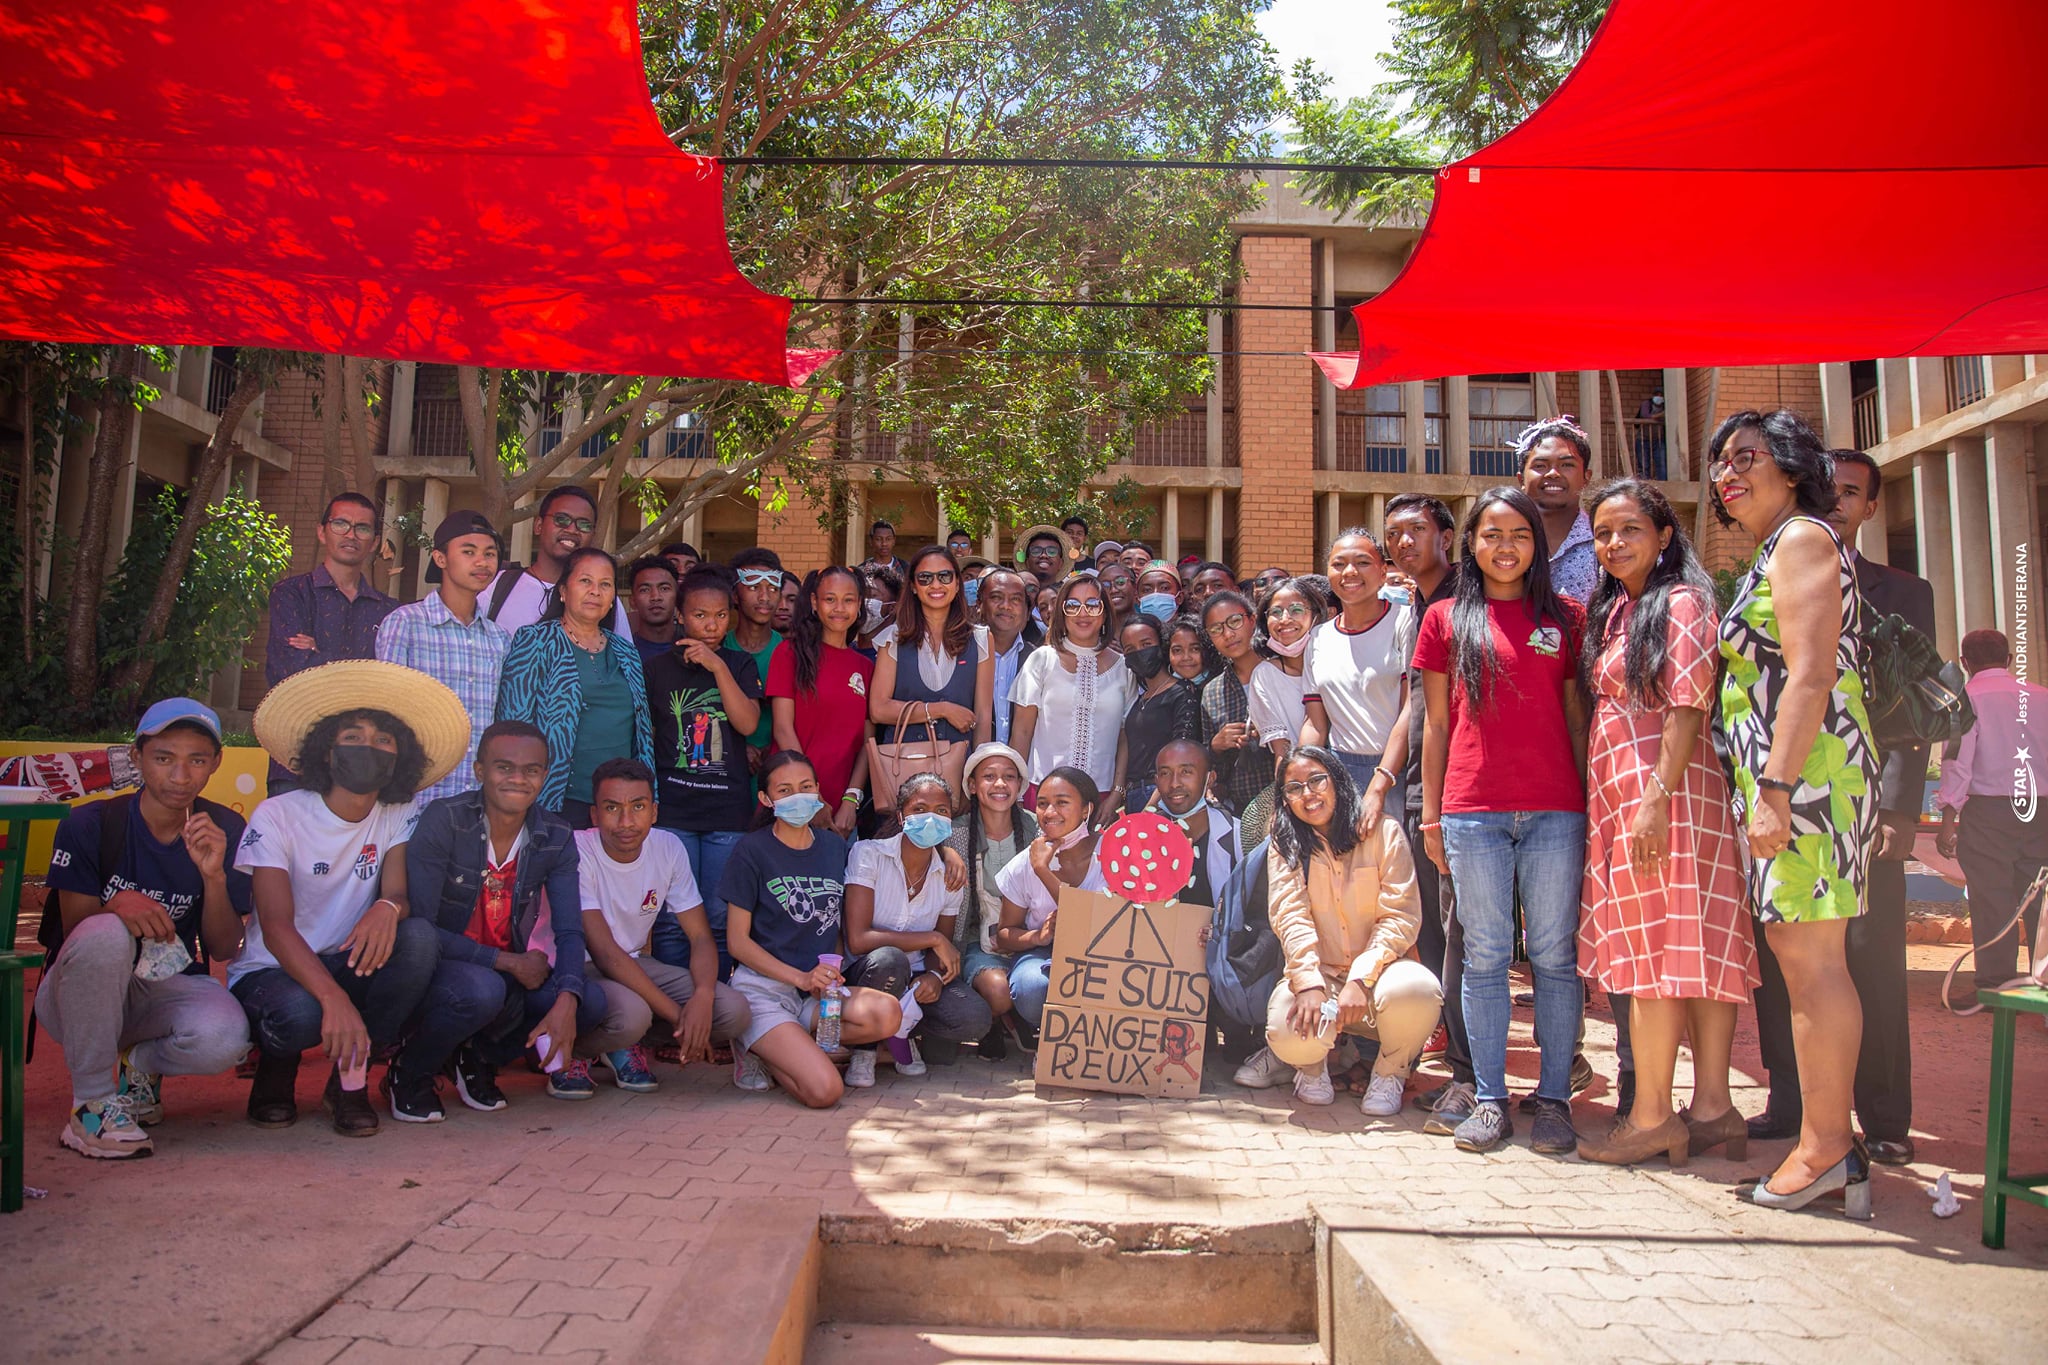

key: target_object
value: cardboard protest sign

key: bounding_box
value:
[1033,884,1211,1099]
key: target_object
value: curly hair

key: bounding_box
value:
[295,708,429,804]
[1707,408,1838,527]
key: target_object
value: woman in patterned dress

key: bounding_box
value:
[1710,410,1878,1219]
[1575,480,1757,1168]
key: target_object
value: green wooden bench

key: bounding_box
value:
[1980,983,2048,1248]
[1,803,69,1212]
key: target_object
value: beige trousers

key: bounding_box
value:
[1264,959,1443,1078]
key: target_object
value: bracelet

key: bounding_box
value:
[369,898,400,916]
[1373,766,1398,787]
[839,789,862,805]
[1647,770,1674,800]
[1757,777,1798,795]
[1419,821,1441,832]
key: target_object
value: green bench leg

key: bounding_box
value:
[3,967,23,1215]
[1983,1006,2016,1249]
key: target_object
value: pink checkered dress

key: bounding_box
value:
[1579,588,1757,1002]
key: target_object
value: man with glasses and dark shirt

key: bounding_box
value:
[264,491,398,793]
[482,485,629,636]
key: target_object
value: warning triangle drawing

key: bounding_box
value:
[1085,898,1175,967]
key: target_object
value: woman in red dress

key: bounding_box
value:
[1576,480,1757,1167]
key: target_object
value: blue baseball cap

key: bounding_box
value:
[135,697,223,744]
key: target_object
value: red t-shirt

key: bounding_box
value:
[464,854,519,951]
[764,640,875,806]
[1412,595,1585,814]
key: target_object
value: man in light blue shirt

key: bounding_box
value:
[978,567,1036,743]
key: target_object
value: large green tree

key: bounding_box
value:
[449,0,1285,555]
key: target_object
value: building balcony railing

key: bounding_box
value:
[1852,388,1882,451]
[1334,410,1442,474]
[1129,406,1207,467]
[1619,416,1671,480]
[410,396,468,459]
[1945,355,1987,411]
[1468,417,1524,479]
[204,349,238,415]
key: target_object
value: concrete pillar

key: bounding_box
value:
[1857,495,1890,563]
[1443,377,1471,475]
[1402,381,1427,474]
[1206,488,1225,566]
[1161,491,1180,563]
[387,361,418,460]
[1878,358,1914,440]
[844,483,867,567]
[1205,311,1224,469]
[1315,239,1337,471]
[1913,451,1958,656]
[1663,368,1689,479]
[980,528,998,562]
[1318,493,1340,566]
[1985,423,2037,663]
[1818,362,1855,449]
[934,489,949,548]
[1578,369,1603,474]
[1908,357,1947,429]
[1366,493,1388,541]
[510,492,535,564]
[413,478,447,598]
[1948,435,1995,635]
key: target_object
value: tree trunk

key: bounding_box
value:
[110,366,267,700]
[63,345,139,712]
[458,365,510,528]
[320,353,346,498]
[16,359,34,661]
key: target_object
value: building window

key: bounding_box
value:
[1469,376,1534,478]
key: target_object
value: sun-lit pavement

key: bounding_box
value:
[3,945,2042,1364]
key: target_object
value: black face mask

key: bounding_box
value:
[1126,645,1164,681]
[331,744,397,795]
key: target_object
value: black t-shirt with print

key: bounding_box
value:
[645,645,763,831]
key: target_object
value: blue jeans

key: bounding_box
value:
[232,918,440,1061]
[1330,751,1384,801]
[649,828,745,979]
[1442,810,1586,1104]
[1009,949,1055,1026]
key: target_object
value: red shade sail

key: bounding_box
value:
[0,1,825,385]
[1317,0,2048,389]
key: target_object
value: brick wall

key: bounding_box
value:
[754,470,838,576]
[1234,236,1315,571]
[1691,365,1829,575]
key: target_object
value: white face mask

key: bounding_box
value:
[1265,631,1309,658]
[863,598,887,632]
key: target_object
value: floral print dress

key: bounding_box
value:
[1715,515,1878,923]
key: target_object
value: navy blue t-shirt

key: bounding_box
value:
[717,827,846,975]
[46,799,253,971]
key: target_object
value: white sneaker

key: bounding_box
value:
[1292,1063,1335,1105]
[1360,1073,1406,1117]
[894,1040,927,1077]
[1233,1046,1294,1089]
[732,1048,774,1092]
[845,1050,878,1088]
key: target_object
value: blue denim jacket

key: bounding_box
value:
[408,791,587,1001]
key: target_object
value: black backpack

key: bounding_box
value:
[483,563,528,622]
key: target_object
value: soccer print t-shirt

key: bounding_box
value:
[717,826,847,974]
[228,788,420,984]
[645,645,763,831]
[573,826,703,957]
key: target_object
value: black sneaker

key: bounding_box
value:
[1529,1097,1578,1154]
[323,1067,381,1138]
[1522,1053,1599,1113]
[450,1047,509,1112]
[1013,1020,1039,1053]
[978,1023,1008,1062]
[383,1066,446,1124]
[1453,1099,1513,1153]
[1410,1079,1450,1113]
[246,1051,300,1129]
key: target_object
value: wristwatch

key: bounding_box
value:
[1756,777,1798,795]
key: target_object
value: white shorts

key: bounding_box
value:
[732,964,819,1051]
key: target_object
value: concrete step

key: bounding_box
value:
[809,1323,1324,1364]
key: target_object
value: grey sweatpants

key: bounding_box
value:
[34,914,249,1104]
[587,957,751,1048]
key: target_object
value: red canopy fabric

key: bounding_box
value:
[0,1,825,385]
[1317,0,2048,389]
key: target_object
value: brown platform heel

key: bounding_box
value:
[1577,1112,1690,1167]
[1682,1105,1748,1161]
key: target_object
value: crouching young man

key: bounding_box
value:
[232,663,464,1136]
[35,699,252,1158]
[575,758,751,1091]
[398,721,645,1115]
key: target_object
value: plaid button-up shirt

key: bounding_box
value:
[376,591,512,805]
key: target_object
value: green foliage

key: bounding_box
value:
[1290,0,1608,220]
[97,484,293,717]
[1713,555,1753,615]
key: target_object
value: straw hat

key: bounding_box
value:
[1013,524,1078,568]
[254,660,473,788]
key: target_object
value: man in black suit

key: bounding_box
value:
[1748,449,1935,1164]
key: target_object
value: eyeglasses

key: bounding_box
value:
[914,569,956,587]
[1061,598,1105,617]
[1268,602,1312,621]
[1280,772,1333,800]
[549,511,597,534]
[1205,612,1249,639]
[324,517,376,539]
[1708,445,1769,482]
[736,568,781,587]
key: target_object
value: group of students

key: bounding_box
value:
[39,405,1997,1224]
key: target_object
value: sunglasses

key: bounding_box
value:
[324,517,376,539]
[914,568,957,587]
[1061,598,1106,617]
[1708,445,1769,482]
[550,511,597,535]
[736,568,781,587]
[1280,771,1333,800]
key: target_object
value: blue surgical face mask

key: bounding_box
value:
[902,812,952,848]
[963,578,981,608]
[772,793,826,828]
[1377,583,1413,606]
[1166,793,1208,824]
[1137,592,1178,620]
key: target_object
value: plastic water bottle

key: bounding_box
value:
[815,988,845,1051]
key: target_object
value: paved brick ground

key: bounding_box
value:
[6,948,2043,1363]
